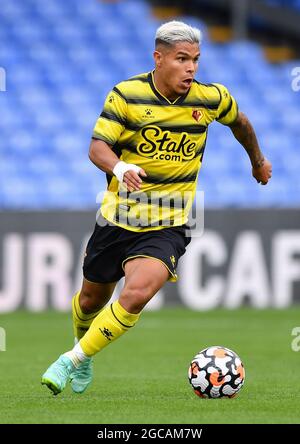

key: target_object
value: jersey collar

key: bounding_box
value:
[148,71,190,105]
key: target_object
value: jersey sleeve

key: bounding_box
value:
[213,83,238,126]
[92,87,128,145]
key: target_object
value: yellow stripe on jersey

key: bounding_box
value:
[93,71,238,232]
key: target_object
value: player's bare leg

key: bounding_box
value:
[42,258,169,395]
[120,257,169,313]
[73,278,117,339]
[79,257,169,354]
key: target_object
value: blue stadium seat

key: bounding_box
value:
[0,0,299,208]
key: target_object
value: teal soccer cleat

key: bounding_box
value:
[69,357,93,394]
[41,355,76,395]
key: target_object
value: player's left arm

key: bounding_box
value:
[228,111,272,185]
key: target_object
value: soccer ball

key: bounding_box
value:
[188,346,245,399]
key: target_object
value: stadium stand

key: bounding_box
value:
[0,0,299,208]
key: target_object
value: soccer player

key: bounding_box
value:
[41,21,272,395]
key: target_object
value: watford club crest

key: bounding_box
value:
[192,109,202,122]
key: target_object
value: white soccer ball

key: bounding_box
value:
[188,346,245,399]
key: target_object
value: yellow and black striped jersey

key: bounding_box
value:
[93,71,238,231]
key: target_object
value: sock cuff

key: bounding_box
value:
[111,300,140,328]
[72,292,100,322]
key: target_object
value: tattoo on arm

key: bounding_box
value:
[229,112,264,168]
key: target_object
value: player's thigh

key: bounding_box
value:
[80,278,117,312]
[120,257,169,312]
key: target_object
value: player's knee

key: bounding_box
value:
[119,285,153,313]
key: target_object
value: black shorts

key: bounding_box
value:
[83,215,191,284]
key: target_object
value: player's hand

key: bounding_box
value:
[252,158,272,185]
[113,161,147,191]
[123,168,147,191]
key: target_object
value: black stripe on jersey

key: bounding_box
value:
[194,140,207,158]
[113,213,176,227]
[158,124,207,134]
[113,86,127,102]
[124,122,141,132]
[126,97,162,106]
[142,171,197,185]
[208,83,222,105]
[156,218,175,226]
[126,75,149,83]
[100,110,126,126]
[195,135,208,160]
[124,96,219,109]
[92,134,114,145]
[118,191,189,209]
[117,141,137,155]
[185,101,219,109]
[123,121,207,134]
[216,97,233,120]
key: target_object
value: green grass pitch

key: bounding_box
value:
[0,308,299,424]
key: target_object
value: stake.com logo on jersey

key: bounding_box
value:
[137,126,199,162]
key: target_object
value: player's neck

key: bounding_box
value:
[152,71,180,102]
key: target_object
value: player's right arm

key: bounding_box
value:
[89,139,146,191]
[90,88,146,191]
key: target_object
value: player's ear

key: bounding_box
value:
[153,50,163,68]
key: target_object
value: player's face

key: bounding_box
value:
[154,41,200,99]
